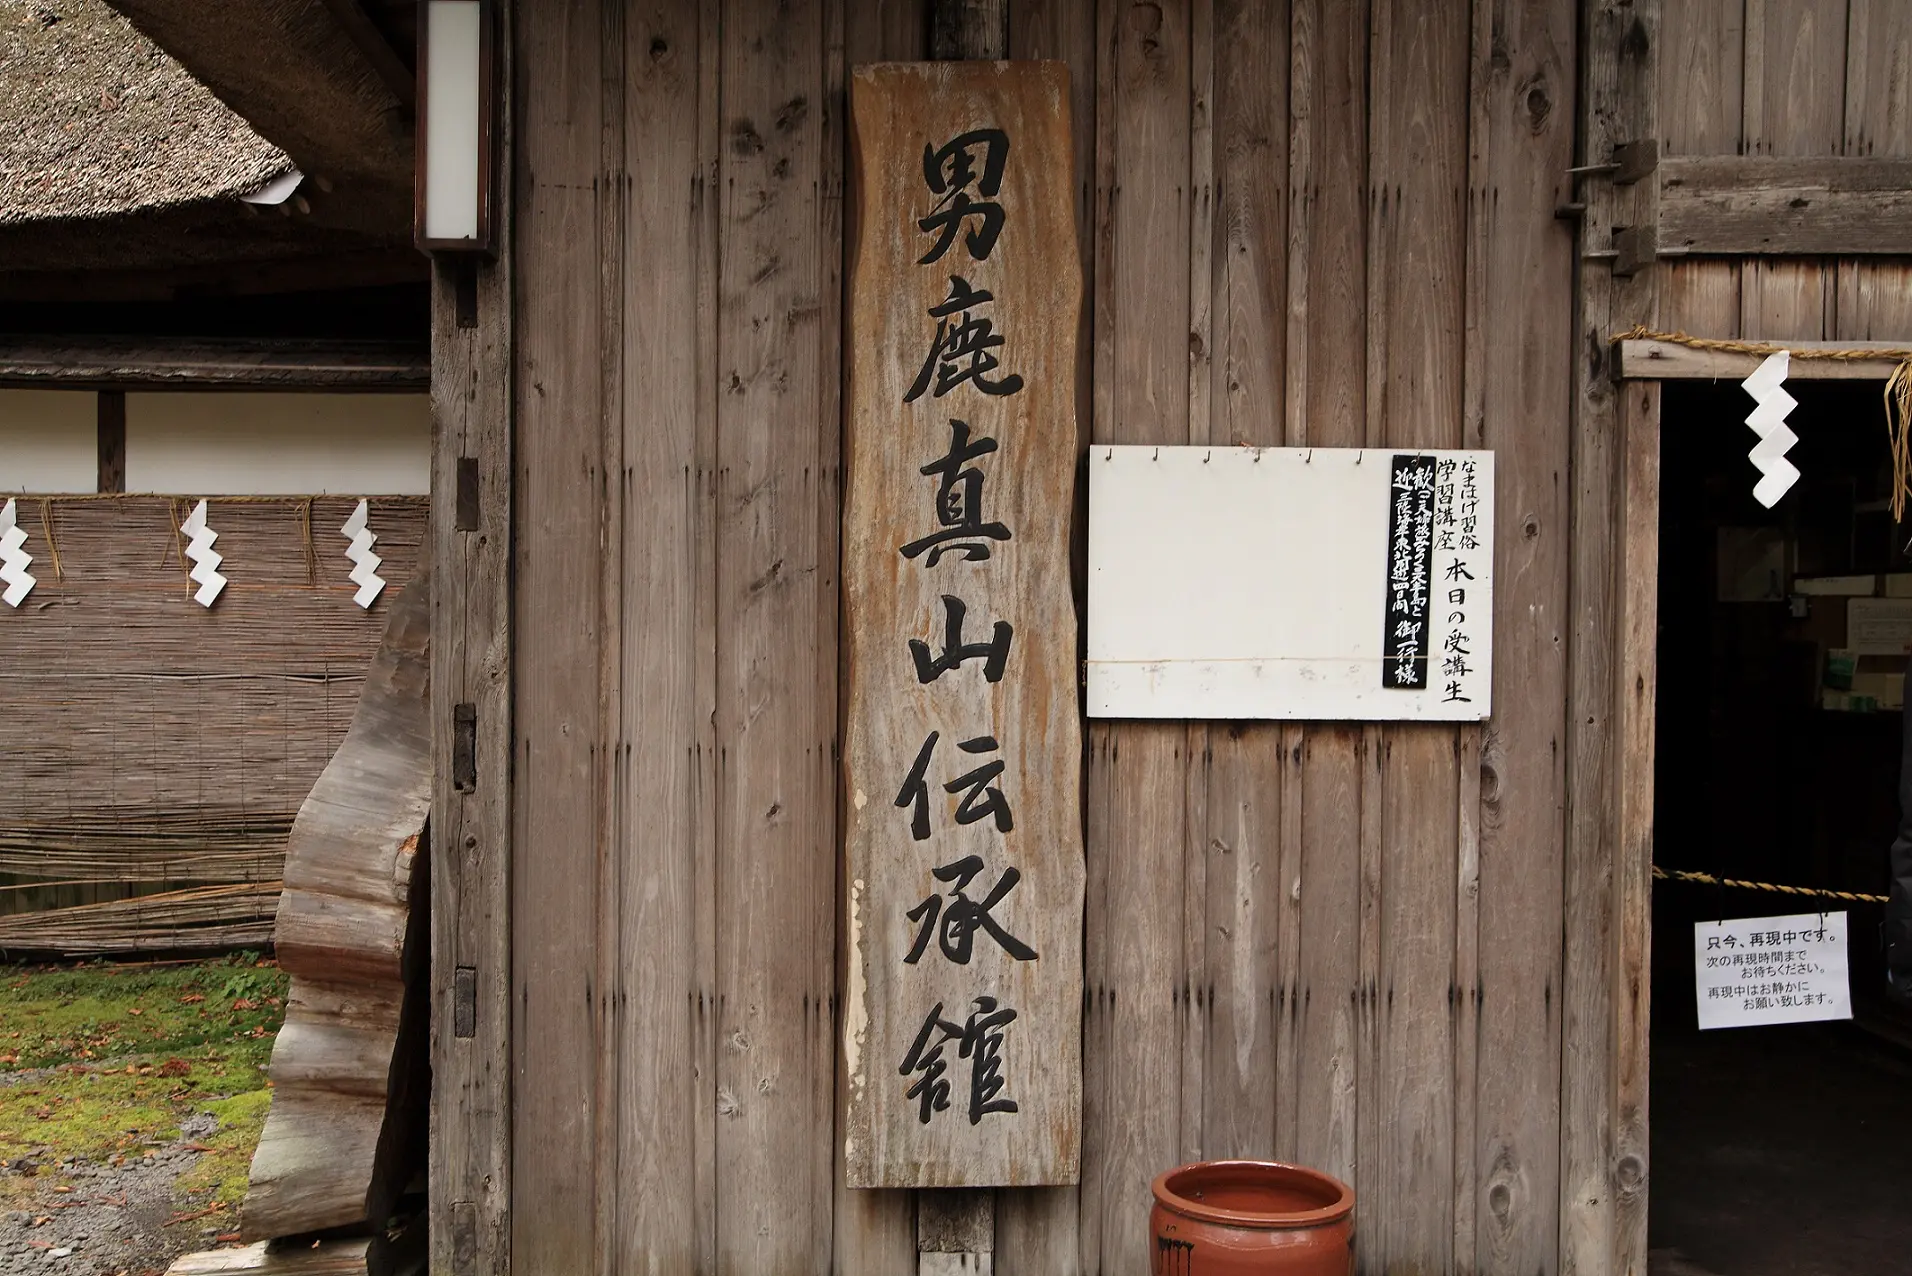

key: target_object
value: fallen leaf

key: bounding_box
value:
[179,994,204,1005]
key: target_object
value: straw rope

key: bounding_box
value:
[1612,326,1912,521]
[1653,864,1889,906]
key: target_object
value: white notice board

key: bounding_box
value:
[1694,912,1851,1030]
[1087,446,1494,720]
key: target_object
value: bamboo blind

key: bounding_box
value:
[0,496,424,931]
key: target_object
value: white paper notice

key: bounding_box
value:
[1694,911,1851,1030]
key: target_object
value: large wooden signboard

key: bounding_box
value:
[842,61,1083,1188]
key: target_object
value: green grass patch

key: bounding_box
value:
[0,953,288,1210]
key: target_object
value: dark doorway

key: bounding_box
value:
[1648,379,1912,1276]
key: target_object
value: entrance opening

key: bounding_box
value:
[1649,379,1912,1275]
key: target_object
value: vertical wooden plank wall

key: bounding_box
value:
[428,6,513,1272]
[511,1,608,1271]
[489,1,1593,1273]
[1569,7,1659,1276]
[1661,0,1912,347]
[1470,2,1576,1274]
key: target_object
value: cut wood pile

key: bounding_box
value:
[171,571,432,1276]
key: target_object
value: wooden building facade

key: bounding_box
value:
[424,1,1912,1273]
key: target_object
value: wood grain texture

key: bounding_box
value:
[1466,2,1575,1273]
[1195,0,1287,1176]
[995,1,1099,1266]
[426,65,512,1272]
[246,572,430,1243]
[0,338,428,391]
[1659,0,1743,336]
[1368,1,1466,1269]
[1285,0,1366,1217]
[844,61,1085,1189]
[1659,157,1912,255]
[1566,3,1659,1274]
[611,2,718,1273]
[509,0,604,1269]
[844,8,934,1274]
[167,1240,373,1276]
[712,0,837,1268]
[1613,380,1662,1276]
[1083,1,1195,1269]
[1837,2,1912,343]
[1738,0,1846,341]
[1616,338,1912,380]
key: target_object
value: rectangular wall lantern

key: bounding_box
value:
[415,0,496,253]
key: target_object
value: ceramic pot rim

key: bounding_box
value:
[1151,1159,1355,1230]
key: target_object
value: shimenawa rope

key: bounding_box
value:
[1613,326,1912,522]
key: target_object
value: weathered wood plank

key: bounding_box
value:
[1087,0,1194,1268]
[713,0,835,1267]
[248,574,431,1242]
[1658,0,1744,338]
[1658,156,1912,256]
[840,7,929,1274]
[996,1,1098,1266]
[1615,337,1912,380]
[1468,1,1575,1271]
[0,338,428,391]
[427,70,513,1276]
[1738,0,1845,341]
[1836,3,1912,343]
[1845,0,1912,156]
[1566,5,1658,1275]
[1285,0,1366,1210]
[1368,1,1466,1270]
[1196,0,1287,1170]
[843,56,1083,1190]
[168,1239,373,1276]
[1613,378,1661,1276]
[611,1,714,1274]
[509,0,604,1269]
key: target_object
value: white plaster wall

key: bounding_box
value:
[0,390,98,493]
[125,393,431,495]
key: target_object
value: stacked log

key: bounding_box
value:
[167,571,433,1275]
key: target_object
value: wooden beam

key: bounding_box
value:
[96,392,126,493]
[0,249,426,304]
[427,1,512,1272]
[318,0,416,112]
[1658,156,1912,256]
[0,337,428,391]
[1616,337,1911,381]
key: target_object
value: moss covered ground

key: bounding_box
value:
[0,954,289,1217]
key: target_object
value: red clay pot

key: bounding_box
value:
[1149,1160,1355,1275]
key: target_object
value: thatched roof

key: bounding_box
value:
[0,0,294,226]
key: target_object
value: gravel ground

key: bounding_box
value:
[0,1113,230,1276]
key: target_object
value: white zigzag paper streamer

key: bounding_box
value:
[0,499,35,608]
[180,499,227,607]
[1741,350,1800,508]
[341,499,385,609]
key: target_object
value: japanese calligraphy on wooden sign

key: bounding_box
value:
[842,61,1084,1189]
[1086,446,1495,720]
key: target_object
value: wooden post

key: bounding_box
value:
[428,5,513,1274]
[918,14,1004,1276]
[1565,5,1659,1276]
